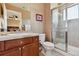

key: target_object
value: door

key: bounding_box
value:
[52,7,67,51]
[22,43,39,56]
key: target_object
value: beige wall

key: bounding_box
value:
[30,4,44,33]
[44,4,51,41]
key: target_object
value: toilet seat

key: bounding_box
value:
[44,42,54,47]
[43,42,54,50]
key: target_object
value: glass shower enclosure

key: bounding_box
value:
[51,7,68,52]
[52,4,79,55]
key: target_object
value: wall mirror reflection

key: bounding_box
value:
[5,3,31,32]
[7,9,22,32]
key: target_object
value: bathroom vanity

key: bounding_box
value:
[0,4,39,56]
[0,33,39,56]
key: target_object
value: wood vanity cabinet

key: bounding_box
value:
[0,36,39,56]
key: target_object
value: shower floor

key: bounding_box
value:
[55,43,79,56]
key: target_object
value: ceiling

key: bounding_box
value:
[11,3,31,11]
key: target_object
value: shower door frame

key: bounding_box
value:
[51,7,68,52]
[51,3,79,52]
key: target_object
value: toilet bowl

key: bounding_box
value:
[39,34,54,55]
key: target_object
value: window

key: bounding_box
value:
[67,5,79,20]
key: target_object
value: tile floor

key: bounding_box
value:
[55,43,79,56]
[39,48,63,56]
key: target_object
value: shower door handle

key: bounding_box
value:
[65,31,68,52]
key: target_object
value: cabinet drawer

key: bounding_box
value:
[0,41,4,52]
[2,48,21,56]
[4,39,21,50]
[20,37,32,45]
[22,44,33,56]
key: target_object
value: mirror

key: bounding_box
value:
[0,3,31,32]
[7,9,22,32]
[6,10,31,32]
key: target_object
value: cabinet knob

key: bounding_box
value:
[36,38,37,40]
[23,46,25,49]
[20,41,23,44]
[19,48,21,50]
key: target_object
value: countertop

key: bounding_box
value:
[0,32,39,41]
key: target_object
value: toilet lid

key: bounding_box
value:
[44,42,54,47]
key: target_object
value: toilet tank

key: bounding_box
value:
[39,34,45,43]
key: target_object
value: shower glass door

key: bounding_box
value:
[52,7,67,52]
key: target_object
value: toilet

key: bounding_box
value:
[39,34,54,55]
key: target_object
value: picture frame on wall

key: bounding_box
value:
[36,14,43,21]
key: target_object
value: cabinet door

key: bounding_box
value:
[22,44,33,56]
[0,41,4,52]
[22,43,39,56]
[3,48,21,56]
[32,43,39,56]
